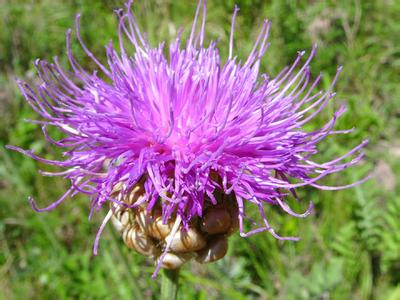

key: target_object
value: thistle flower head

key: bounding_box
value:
[8,0,368,276]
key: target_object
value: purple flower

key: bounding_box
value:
[8,0,368,274]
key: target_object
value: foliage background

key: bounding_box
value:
[0,0,399,299]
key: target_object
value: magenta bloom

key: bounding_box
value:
[8,0,367,270]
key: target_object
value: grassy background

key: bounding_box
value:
[1,0,399,299]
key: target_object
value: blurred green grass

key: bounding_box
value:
[1,0,399,299]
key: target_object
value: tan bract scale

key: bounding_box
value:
[135,210,172,240]
[168,228,206,253]
[158,252,193,270]
[122,224,160,257]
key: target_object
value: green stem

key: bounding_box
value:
[161,268,180,300]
